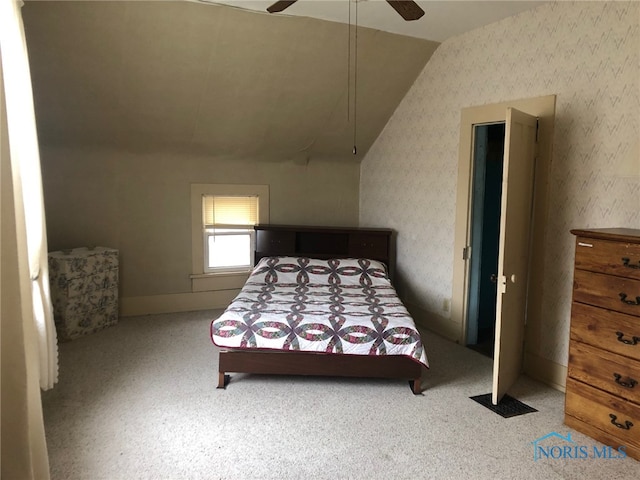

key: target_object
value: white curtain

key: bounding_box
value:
[1,0,58,389]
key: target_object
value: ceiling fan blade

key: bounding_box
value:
[386,1,425,21]
[267,1,298,14]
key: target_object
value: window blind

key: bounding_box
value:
[203,195,258,227]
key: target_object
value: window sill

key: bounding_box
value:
[190,270,251,279]
[190,271,250,293]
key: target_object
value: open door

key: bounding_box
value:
[491,108,538,405]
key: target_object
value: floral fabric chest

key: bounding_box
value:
[48,247,119,341]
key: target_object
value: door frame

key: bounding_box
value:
[451,95,556,370]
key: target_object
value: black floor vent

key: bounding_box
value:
[470,393,538,418]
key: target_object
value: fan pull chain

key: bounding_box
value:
[352,0,358,155]
[347,0,351,122]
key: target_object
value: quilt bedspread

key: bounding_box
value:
[210,256,428,368]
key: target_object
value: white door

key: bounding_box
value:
[491,107,538,405]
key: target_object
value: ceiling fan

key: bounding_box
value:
[266,0,425,21]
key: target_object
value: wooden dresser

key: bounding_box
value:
[565,228,640,460]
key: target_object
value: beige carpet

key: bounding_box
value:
[42,310,639,479]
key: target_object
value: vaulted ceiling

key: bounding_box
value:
[21,1,542,163]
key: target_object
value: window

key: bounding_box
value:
[202,195,258,273]
[190,184,269,287]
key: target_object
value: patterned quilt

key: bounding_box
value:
[210,256,428,368]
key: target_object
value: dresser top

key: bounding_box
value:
[571,228,640,243]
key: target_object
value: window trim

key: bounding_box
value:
[190,184,269,287]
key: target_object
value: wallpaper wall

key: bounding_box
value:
[360,1,639,367]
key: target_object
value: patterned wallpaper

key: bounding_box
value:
[360,1,639,366]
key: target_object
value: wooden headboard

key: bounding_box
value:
[254,224,394,270]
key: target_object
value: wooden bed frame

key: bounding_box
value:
[216,224,425,394]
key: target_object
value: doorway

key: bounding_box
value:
[466,123,505,358]
[450,95,556,401]
[457,106,540,404]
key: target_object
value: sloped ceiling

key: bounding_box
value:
[22,0,440,162]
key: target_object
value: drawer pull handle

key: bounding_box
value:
[622,257,640,270]
[613,373,638,389]
[609,414,633,430]
[616,331,640,345]
[619,293,640,306]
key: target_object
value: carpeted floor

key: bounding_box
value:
[42,310,639,479]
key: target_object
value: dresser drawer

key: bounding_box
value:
[573,269,640,317]
[575,236,640,280]
[565,378,640,450]
[564,415,640,461]
[568,341,640,403]
[570,302,640,361]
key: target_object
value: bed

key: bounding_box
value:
[210,225,429,394]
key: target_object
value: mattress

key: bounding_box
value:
[211,256,428,368]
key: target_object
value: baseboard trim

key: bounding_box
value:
[120,290,239,317]
[404,301,462,344]
[523,351,567,392]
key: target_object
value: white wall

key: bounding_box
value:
[360,1,639,369]
[41,146,361,300]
